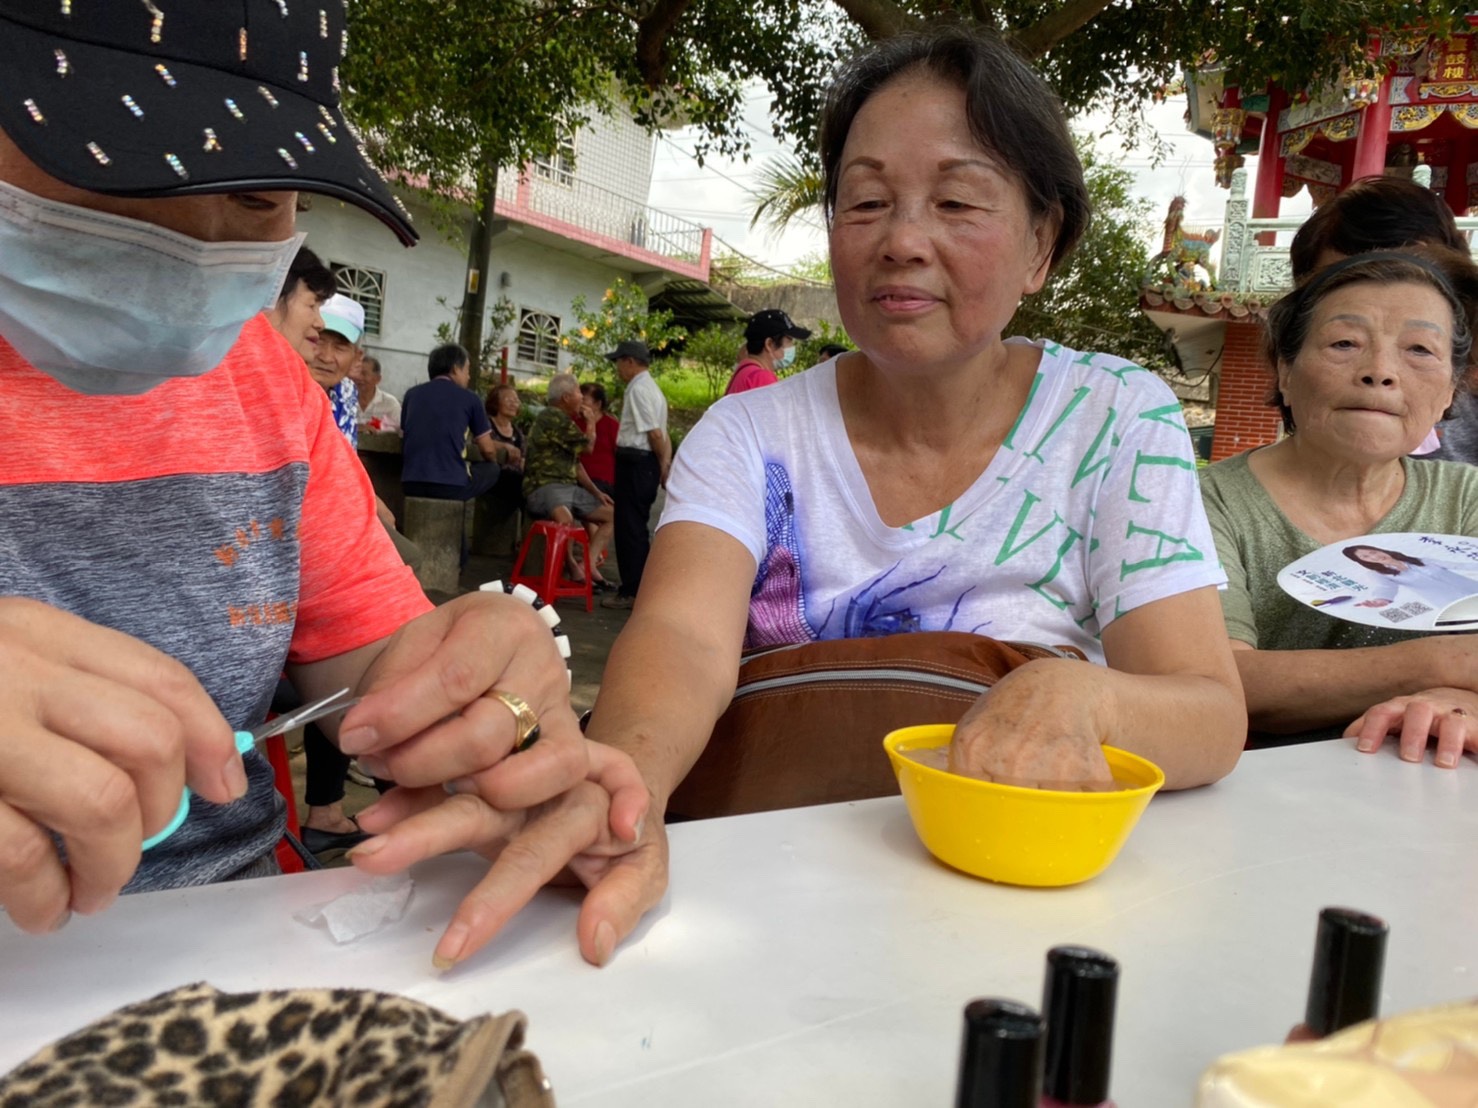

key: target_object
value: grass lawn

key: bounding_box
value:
[656,366,722,409]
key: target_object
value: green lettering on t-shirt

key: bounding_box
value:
[1025,525,1085,609]
[1138,402,1187,429]
[1071,408,1119,487]
[1120,521,1204,577]
[1024,386,1090,464]
[928,503,966,541]
[1002,372,1043,451]
[1095,359,1151,383]
[995,491,1065,566]
[1128,450,1196,503]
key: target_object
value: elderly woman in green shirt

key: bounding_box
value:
[1200,248,1478,764]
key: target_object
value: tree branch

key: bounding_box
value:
[635,0,697,87]
[968,0,996,27]
[827,0,920,41]
[1010,0,1116,56]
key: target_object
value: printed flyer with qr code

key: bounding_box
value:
[1277,532,1478,631]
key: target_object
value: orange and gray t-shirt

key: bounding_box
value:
[0,315,431,892]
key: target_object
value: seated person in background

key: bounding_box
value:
[268,289,415,850]
[400,343,500,502]
[1199,247,1478,763]
[352,355,401,431]
[312,294,366,447]
[0,0,644,971]
[482,382,527,516]
[523,373,614,583]
[269,280,417,568]
[1287,176,1478,466]
[811,342,850,368]
[725,308,812,395]
[564,25,1246,960]
[266,247,333,361]
[580,381,620,497]
[314,294,363,448]
[484,383,526,471]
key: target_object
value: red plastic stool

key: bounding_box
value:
[510,520,594,611]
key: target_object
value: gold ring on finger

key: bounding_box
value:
[490,690,541,752]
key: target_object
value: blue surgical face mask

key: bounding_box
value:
[776,343,797,369]
[0,180,303,395]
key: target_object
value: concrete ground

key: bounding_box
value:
[286,548,634,863]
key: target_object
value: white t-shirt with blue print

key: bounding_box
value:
[659,340,1226,663]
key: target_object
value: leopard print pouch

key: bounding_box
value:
[0,982,555,1108]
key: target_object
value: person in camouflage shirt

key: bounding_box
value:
[524,373,615,584]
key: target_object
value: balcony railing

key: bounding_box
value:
[1219,165,1478,296]
[494,169,708,268]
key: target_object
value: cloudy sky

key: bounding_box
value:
[645,93,1311,275]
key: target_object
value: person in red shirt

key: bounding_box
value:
[580,381,620,497]
[725,308,813,395]
[0,0,647,972]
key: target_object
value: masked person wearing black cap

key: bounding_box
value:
[0,0,649,972]
[725,308,812,396]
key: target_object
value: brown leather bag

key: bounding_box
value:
[666,631,1081,820]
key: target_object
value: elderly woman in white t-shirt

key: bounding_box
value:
[369,26,1246,967]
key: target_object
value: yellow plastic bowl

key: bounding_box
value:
[883,724,1165,887]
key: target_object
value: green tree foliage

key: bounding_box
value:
[561,280,687,391]
[345,1,1466,191]
[681,325,746,402]
[1007,146,1166,368]
[431,295,517,391]
[608,0,1466,160]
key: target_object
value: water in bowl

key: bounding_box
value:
[900,743,1122,792]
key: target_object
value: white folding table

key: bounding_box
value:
[2,741,1474,1104]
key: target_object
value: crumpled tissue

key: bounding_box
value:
[294,874,415,943]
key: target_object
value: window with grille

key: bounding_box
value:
[329,263,385,336]
[516,310,561,369]
[532,129,577,187]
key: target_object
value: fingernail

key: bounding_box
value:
[346,837,385,860]
[594,921,616,966]
[631,817,644,844]
[1437,753,1458,768]
[443,777,478,796]
[48,908,72,933]
[339,726,377,754]
[1356,740,1375,753]
[76,890,118,916]
[433,923,470,971]
[222,756,250,800]
[358,756,389,779]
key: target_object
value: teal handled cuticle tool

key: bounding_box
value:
[142,687,360,850]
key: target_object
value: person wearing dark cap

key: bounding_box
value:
[725,308,813,396]
[0,0,647,972]
[603,339,670,609]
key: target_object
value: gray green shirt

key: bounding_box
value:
[1199,450,1478,653]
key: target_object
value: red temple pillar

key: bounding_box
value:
[1349,74,1393,183]
[1252,87,1289,245]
